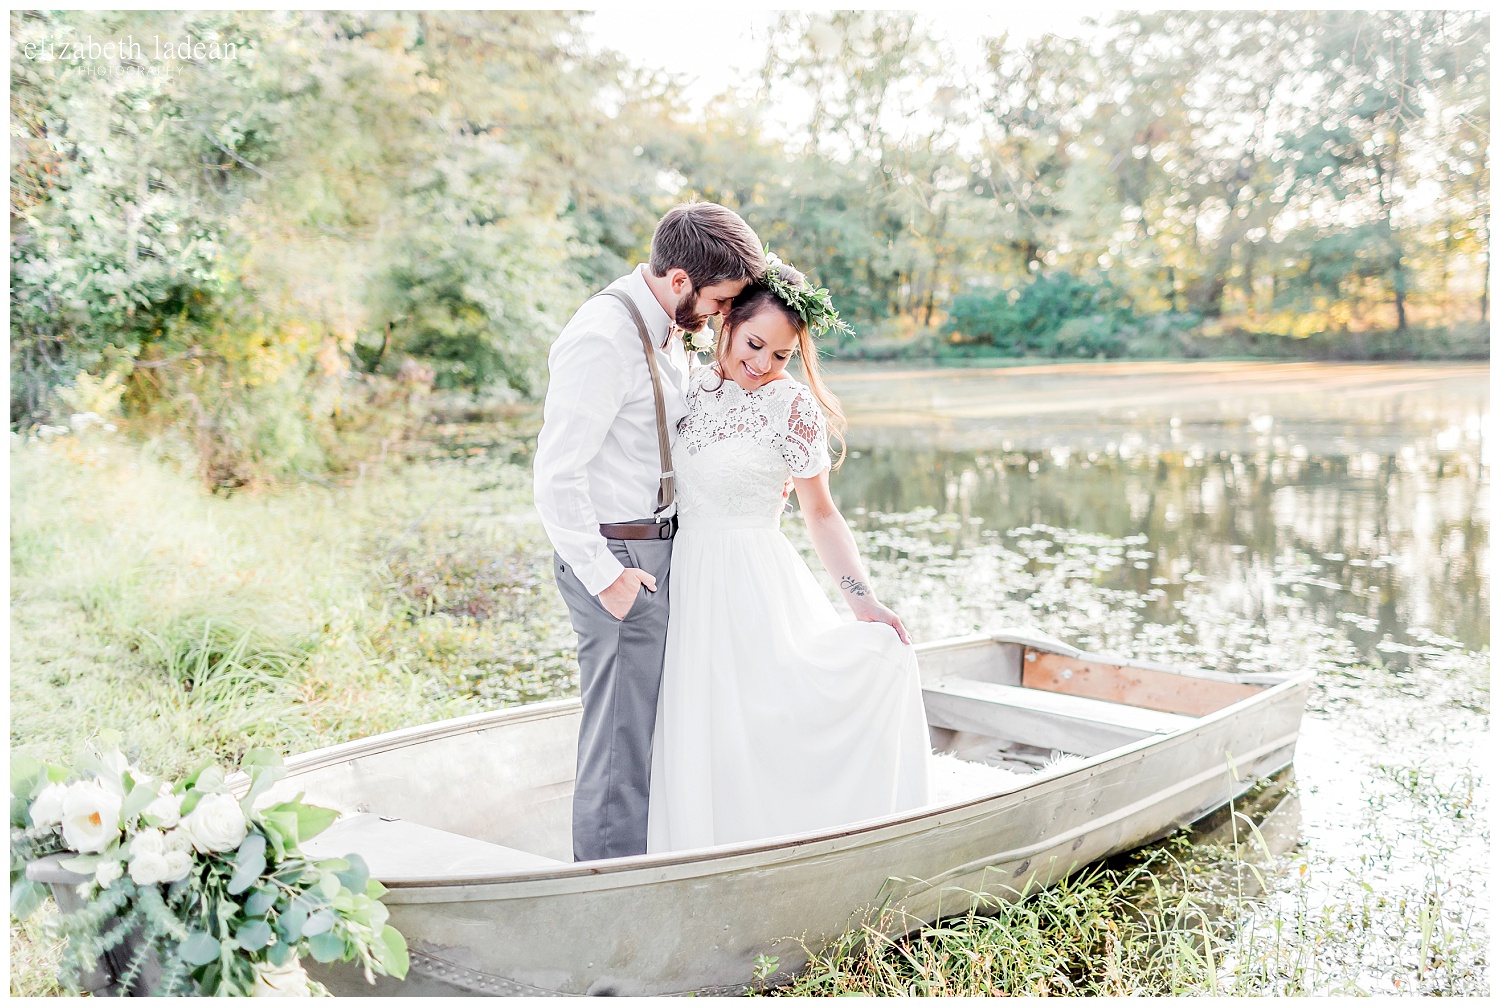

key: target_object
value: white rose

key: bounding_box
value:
[61,782,123,853]
[29,783,68,828]
[162,827,194,854]
[180,793,248,854]
[161,849,194,883]
[143,787,182,828]
[130,828,166,856]
[95,858,124,889]
[251,959,313,997]
[128,850,170,886]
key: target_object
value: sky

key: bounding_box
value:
[580,7,1108,140]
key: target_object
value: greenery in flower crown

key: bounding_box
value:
[10,733,409,996]
[762,251,856,340]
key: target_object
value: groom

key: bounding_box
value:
[534,202,765,861]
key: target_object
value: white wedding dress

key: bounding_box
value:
[646,367,931,853]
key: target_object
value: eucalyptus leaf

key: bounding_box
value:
[235,832,268,867]
[243,887,276,917]
[179,932,221,966]
[227,850,266,896]
[280,900,309,942]
[334,852,369,894]
[307,930,346,963]
[266,940,295,967]
[301,908,335,937]
[319,870,341,900]
[235,919,274,951]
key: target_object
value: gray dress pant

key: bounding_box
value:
[553,535,672,861]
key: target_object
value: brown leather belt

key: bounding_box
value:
[600,517,678,541]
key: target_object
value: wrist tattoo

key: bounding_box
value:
[840,575,871,597]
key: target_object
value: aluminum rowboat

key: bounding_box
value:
[264,628,1309,996]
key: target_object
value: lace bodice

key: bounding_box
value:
[674,367,831,524]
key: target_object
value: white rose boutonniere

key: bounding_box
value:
[180,792,248,854]
[687,328,715,353]
[60,781,123,853]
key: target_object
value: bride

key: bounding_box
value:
[646,257,930,853]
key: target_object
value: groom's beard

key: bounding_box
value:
[673,286,709,332]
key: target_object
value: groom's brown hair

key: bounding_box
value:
[649,201,766,288]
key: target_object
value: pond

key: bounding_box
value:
[810,360,1488,994]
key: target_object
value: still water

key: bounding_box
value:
[810,361,1488,994]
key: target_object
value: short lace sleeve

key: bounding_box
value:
[781,384,831,478]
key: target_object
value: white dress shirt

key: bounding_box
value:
[533,265,690,596]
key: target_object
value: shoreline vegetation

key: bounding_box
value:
[834,323,1490,365]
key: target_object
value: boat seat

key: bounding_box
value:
[924,678,1197,757]
[299,813,564,882]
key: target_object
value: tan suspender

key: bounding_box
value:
[596,288,676,517]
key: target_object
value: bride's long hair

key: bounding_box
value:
[713,264,848,468]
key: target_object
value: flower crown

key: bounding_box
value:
[762,252,855,340]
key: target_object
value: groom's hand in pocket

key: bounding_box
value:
[598,567,658,621]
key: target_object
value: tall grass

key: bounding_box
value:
[768,769,1488,997]
[10,427,574,780]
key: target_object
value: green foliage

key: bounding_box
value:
[949,273,1137,357]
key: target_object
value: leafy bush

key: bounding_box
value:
[948,273,1137,357]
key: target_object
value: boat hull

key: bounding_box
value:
[292,643,1308,997]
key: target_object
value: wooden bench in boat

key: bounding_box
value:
[923,678,1197,756]
[300,814,564,882]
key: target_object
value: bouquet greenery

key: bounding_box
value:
[11,733,409,996]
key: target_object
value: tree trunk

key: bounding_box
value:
[1393,248,1408,332]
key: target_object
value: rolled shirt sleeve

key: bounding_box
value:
[534,328,629,596]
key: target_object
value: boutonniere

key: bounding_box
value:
[686,328,715,353]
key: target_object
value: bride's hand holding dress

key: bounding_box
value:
[790,468,911,645]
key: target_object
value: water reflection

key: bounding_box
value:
[822,362,1488,662]
[834,442,1488,660]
